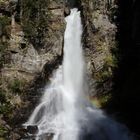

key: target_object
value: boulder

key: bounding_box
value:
[27,125,38,134]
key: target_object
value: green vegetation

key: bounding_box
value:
[8,79,25,94]
[100,70,112,81]
[22,0,51,49]
[98,93,112,107]
[0,0,9,3]
[0,42,8,52]
[0,126,7,137]
[0,42,9,69]
[104,54,118,68]
[90,93,112,108]
[0,16,11,69]
[0,90,6,104]
[0,89,11,114]
[94,69,112,83]
[0,103,12,115]
[0,78,25,115]
[0,16,11,37]
[94,54,118,82]
[0,16,10,27]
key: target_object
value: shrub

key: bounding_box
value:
[8,79,24,94]
[0,90,6,104]
[98,93,112,107]
[0,103,12,115]
[104,54,118,68]
[22,0,51,49]
[0,125,7,137]
[0,16,11,37]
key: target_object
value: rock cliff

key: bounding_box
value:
[0,0,65,138]
[81,0,117,97]
[0,0,118,139]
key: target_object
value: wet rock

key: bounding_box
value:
[39,133,54,140]
[9,132,21,140]
[27,125,38,134]
[64,6,70,17]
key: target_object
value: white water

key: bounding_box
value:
[24,9,134,140]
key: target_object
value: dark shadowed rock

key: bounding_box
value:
[27,125,38,134]
[42,133,54,140]
[64,6,70,17]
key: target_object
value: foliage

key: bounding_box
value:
[8,79,24,94]
[0,16,10,27]
[95,54,118,82]
[0,103,12,115]
[22,0,51,49]
[94,68,112,82]
[0,42,9,69]
[0,0,9,4]
[100,70,112,80]
[98,93,112,107]
[90,93,112,108]
[0,16,11,37]
[0,89,10,112]
[0,90,7,104]
[0,89,13,118]
[104,54,118,68]
[0,126,7,137]
[0,16,10,69]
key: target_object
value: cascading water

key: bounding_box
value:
[23,9,134,140]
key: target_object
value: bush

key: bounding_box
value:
[0,90,6,104]
[0,103,12,115]
[0,42,7,52]
[0,42,10,70]
[104,55,118,68]
[96,54,118,81]
[8,79,24,94]
[22,0,50,49]
[98,93,112,107]
[0,16,11,37]
[0,125,7,137]
[0,89,12,115]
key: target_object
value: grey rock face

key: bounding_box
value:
[81,0,117,96]
[0,0,118,139]
[0,1,65,138]
[2,0,65,79]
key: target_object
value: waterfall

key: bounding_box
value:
[23,9,134,140]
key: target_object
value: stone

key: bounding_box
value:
[10,95,22,106]
[27,125,38,134]
[64,7,70,17]
[0,0,118,138]
[40,133,54,140]
[9,132,21,140]
[81,0,117,95]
